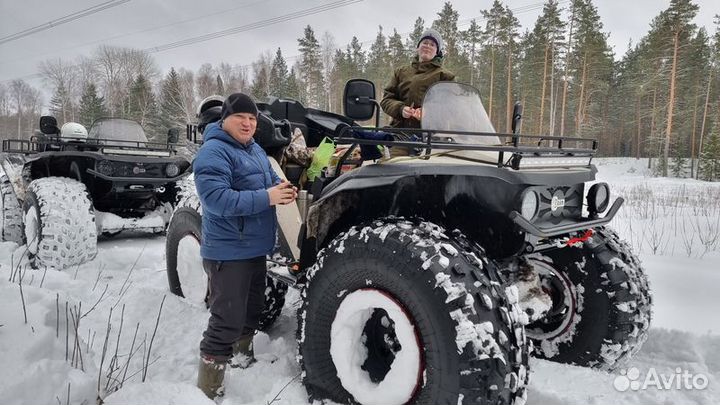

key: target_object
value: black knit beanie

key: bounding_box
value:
[221,93,258,119]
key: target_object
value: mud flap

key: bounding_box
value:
[268,157,302,261]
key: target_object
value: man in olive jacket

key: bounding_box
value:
[381,28,456,129]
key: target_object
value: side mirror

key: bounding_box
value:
[343,79,377,122]
[167,128,180,144]
[511,102,523,134]
[39,116,59,135]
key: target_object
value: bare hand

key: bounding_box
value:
[412,107,422,120]
[268,181,296,206]
[402,105,422,120]
[402,106,414,119]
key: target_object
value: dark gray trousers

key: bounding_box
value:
[199,257,267,358]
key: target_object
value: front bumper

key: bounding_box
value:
[86,168,189,184]
[509,197,624,238]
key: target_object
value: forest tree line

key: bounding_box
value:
[1,0,719,180]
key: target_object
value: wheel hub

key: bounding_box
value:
[524,259,577,340]
[361,307,403,383]
[330,289,422,405]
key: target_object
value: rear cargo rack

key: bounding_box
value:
[334,126,597,170]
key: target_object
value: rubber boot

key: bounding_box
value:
[197,354,228,399]
[230,334,256,369]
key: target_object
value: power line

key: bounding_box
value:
[144,0,363,54]
[0,0,131,46]
[0,0,270,66]
[0,0,555,84]
[0,0,362,84]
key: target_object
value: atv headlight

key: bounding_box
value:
[96,160,114,176]
[165,163,180,177]
[517,156,592,168]
[587,182,610,214]
[520,189,539,221]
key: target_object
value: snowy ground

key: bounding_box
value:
[0,158,718,405]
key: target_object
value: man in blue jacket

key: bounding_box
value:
[193,93,296,398]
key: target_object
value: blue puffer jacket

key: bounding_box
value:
[193,122,280,261]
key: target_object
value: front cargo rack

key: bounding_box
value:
[333,126,598,171]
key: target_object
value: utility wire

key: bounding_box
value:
[0,0,270,66]
[144,0,362,54]
[0,0,131,46]
[0,0,557,84]
[0,0,361,83]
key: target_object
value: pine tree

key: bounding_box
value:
[479,1,506,123]
[661,0,700,176]
[519,0,565,135]
[126,74,156,129]
[78,83,108,129]
[388,29,407,70]
[686,29,712,175]
[285,67,302,101]
[696,15,720,178]
[49,83,72,123]
[432,2,470,81]
[269,48,289,96]
[461,19,482,87]
[366,26,389,94]
[432,3,460,59]
[671,142,688,177]
[251,62,270,101]
[215,75,225,95]
[568,0,613,139]
[406,17,425,55]
[699,121,720,180]
[156,68,186,140]
[298,25,325,108]
[499,5,521,132]
[196,63,216,99]
[347,36,366,77]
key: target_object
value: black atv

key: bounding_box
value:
[0,116,191,269]
[165,81,652,405]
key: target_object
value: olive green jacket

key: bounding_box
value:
[380,56,456,128]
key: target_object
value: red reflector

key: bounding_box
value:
[566,229,594,246]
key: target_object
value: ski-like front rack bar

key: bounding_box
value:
[2,135,175,154]
[333,126,598,171]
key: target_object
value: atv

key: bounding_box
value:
[0,116,192,269]
[165,81,652,405]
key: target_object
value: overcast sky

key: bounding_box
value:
[0,0,717,91]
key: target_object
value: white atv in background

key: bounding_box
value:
[0,116,191,270]
[165,82,652,405]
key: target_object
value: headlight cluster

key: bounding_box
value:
[96,160,114,176]
[165,163,180,177]
[587,182,610,214]
[520,189,539,221]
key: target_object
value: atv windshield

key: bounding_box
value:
[421,82,501,153]
[88,118,148,146]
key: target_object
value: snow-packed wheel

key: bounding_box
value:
[166,193,208,305]
[165,193,288,330]
[173,174,195,205]
[526,227,652,370]
[259,274,288,331]
[0,172,24,244]
[23,177,97,269]
[298,219,529,405]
